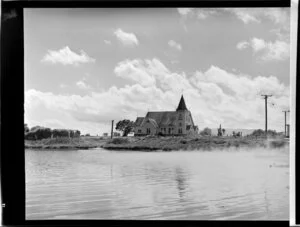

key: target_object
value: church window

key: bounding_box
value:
[179,122,182,127]
[147,128,150,134]
[138,129,141,133]
[178,128,182,134]
[179,114,182,120]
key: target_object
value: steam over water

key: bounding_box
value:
[26,147,289,220]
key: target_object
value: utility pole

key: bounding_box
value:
[111,120,114,139]
[282,110,290,137]
[261,94,272,136]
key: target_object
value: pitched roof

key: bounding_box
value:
[176,95,188,111]
[145,111,178,127]
[134,117,145,127]
[146,118,159,128]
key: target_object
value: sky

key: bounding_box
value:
[24,8,291,135]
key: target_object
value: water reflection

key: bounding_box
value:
[26,148,289,220]
[174,167,188,201]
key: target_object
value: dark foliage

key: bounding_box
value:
[199,127,212,136]
[115,119,135,136]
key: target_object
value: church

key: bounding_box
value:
[134,95,198,136]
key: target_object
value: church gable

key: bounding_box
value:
[134,95,198,136]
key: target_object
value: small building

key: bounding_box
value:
[103,133,108,137]
[134,95,198,136]
[113,132,121,137]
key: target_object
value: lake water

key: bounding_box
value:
[25,147,289,220]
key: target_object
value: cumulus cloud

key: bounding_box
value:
[237,37,290,61]
[26,58,290,134]
[76,80,91,90]
[114,59,156,87]
[196,9,217,19]
[114,28,139,46]
[177,8,193,16]
[168,40,182,51]
[236,41,249,50]
[227,8,261,24]
[177,8,217,19]
[41,46,95,66]
[224,8,290,25]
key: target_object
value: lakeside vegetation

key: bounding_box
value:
[102,134,288,151]
[25,123,288,151]
[25,136,108,150]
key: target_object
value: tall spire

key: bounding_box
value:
[176,95,188,111]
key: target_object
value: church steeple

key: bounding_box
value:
[176,95,188,111]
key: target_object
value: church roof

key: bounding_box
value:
[134,117,145,127]
[145,111,178,127]
[176,95,188,111]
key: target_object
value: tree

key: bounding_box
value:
[222,128,225,135]
[74,130,81,137]
[251,129,265,137]
[115,119,135,137]
[24,124,29,133]
[199,127,212,136]
[28,126,52,140]
[52,129,69,138]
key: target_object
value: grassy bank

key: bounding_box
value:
[101,135,289,151]
[25,136,109,150]
[25,135,289,151]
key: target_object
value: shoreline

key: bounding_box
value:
[25,136,289,151]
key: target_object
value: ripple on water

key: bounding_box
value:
[26,149,289,220]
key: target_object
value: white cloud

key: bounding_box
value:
[251,38,266,52]
[177,8,193,16]
[236,41,249,50]
[237,37,290,61]
[104,40,111,45]
[41,46,95,66]
[76,80,91,90]
[114,59,156,87]
[232,9,260,24]
[25,59,290,134]
[168,40,182,51]
[196,9,217,19]
[178,8,217,20]
[114,28,139,46]
[263,8,290,25]
[224,8,290,25]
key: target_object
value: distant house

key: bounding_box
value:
[113,132,121,137]
[134,95,198,136]
[103,133,108,137]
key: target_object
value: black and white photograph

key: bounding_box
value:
[23,6,294,220]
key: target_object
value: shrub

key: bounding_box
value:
[52,129,69,138]
[74,130,81,137]
[199,127,212,136]
[109,137,129,144]
[26,126,52,140]
[24,124,29,133]
[25,131,36,140]
[180,140,187,144]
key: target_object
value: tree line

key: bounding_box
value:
[199,127,281,137]
[25,124,81,140]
